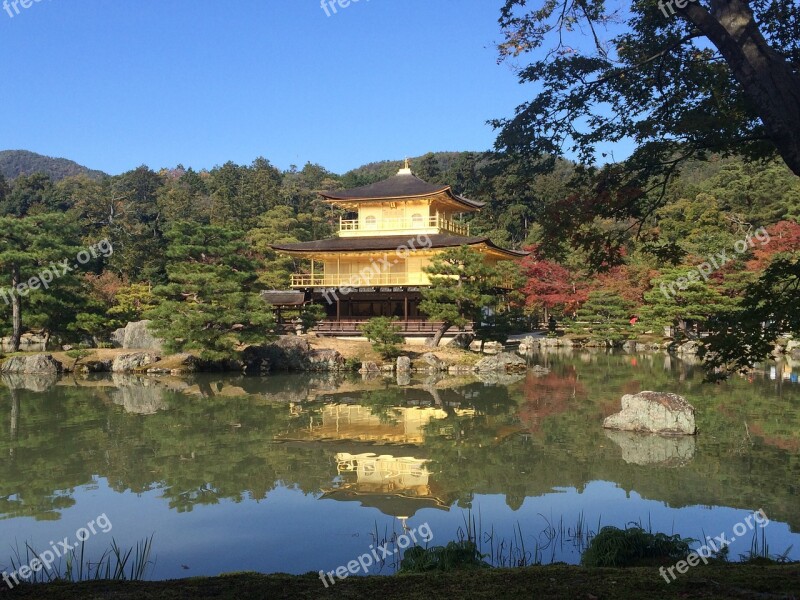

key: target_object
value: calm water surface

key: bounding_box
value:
[1,350,798,579]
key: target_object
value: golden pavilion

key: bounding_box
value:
[271,161,525,337]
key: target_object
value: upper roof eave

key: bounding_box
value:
[320,173,485,210]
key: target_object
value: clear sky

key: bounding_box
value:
[0,0,538,175]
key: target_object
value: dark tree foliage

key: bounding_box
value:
[701,256,800,379]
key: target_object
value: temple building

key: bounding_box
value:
[271,161,526,337]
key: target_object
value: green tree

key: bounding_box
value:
[419,246,503,346]
[701,254,800,379]
[146,222,275,360]
[570,292,635,346]
[0,173,54,216]
[208,159,282,230]
[639,268,736,339]
[104,166,167,282]
[246,206,312,289]
[495,1,800,182]
[360,317,403,359]
[0,213,87,350]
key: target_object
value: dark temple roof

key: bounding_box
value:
[321,173,485,209]
[260,290,306,306]
[271,234,528,257]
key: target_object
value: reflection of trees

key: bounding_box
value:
[518,367,586,433]
[419,354,800,530]
[0,361,798,531]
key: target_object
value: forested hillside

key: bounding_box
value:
[0,151,798,356]
[0,150,107,182]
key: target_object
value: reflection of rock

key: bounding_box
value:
[109,375,166,414]
[0,373,58,392]
[0,332,48,352]
[604,391,696,435]
[474,371,526,386]
[396,372,412,386]
[475,352,526,372]
[605,430,696,467]
[112,352,160,373]
[0,353,63,374]
[111,320,164,351]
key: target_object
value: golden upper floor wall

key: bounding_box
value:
[338,198,470,237]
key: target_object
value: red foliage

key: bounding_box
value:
[746,221,800,271]
[517,368,587,433]
[590,264,650,305]
[520,247,588,314]
[84,271,128,305]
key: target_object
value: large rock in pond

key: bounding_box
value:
[603,391,696,435]
[0,354,63,375]
[396,356,412,372]
[111,352,160,373]
[474,352,527,373]
[111,320,164,351]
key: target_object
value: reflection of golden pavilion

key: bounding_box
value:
[336,452,430,492]
[298,405,451,445]
[322,452,448,518]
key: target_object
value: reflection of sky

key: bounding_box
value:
[1,479,798,580]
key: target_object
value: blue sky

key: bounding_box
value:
[0,0,539,175]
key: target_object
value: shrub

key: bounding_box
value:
[360,317,403,359]
[581,526,694,567]
[399,540,490,573]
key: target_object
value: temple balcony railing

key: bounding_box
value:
[290,272,515,290]
[339,216,469,237]
[290,272,431,288]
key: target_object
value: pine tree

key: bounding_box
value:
[419,246,502,346]
[0,213,88,350]
[146,222,275,360]
[570,291,634,345]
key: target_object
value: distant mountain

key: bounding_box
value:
[0,150,107,182]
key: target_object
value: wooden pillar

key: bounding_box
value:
[336,297,341,322]
[404,295,408,321]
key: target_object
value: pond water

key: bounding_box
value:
[0,350,798,580]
